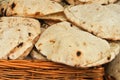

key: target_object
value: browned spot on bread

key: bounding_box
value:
[50,40,55,43]
[9,46,20,55]
[83,42,87,46]
[70,23,73,27]
[17,42,23,48]
[1,8,4,15]
[12,13,17,16]
[91,25,93,28]
[69,45,71,47]
[28,32,32,36]
[76,51,81,57]
[96,8,99,11]
[17,29,20,31]
[38,43,42,47]
[35,12,40,16]
[107,56,111,60]
[82,21,86,24]
[11,2,16,10]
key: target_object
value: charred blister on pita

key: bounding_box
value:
[17,42,23,48]
[82,21,86,24]
[76,51,81,57]
[11,2,16,10]
[35,12,40,16]
[70,23,73,27]
[1,8,4,15]
[28,32,32,37]
[50,40,56,43]
[83,42,87,46]
[107,56,111,60]
[38,43,42,47]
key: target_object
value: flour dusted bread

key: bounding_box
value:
[0,17,41,59]
[64,4,120,40]
[86,42,120,67]
[39,12,67,21]
[9,42,34,59]
[4,0,63,18]
[35,21,119,67]
[106,4,120,14]
[78,0,117,4]
[65,0,117,5]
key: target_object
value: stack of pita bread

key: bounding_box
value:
[0,0,120,75]
[0,17,41,59]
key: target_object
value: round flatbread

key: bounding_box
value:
[0,17,41,59]
[86,42,120,67]
[3,0,64,18]
[78,0,117,4]
[64,4,120,40]
[35,21,118,67]
[65,0,117,5]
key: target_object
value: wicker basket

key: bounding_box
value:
[0,60,104,80]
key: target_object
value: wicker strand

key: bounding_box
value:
[0,60,104,80]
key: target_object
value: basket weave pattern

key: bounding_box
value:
[0,60,104,80]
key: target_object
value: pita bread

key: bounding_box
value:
[35,21,119,67]
[51,0,62,3]
[9,42,33,59]
[105,44,120,80]
[106,4,120,14]
[9,35,40,59]
[65,0,117,5]
[30,48,47,60]
[64,4,120,40]
[78,0,117,4]
[86,42,120,67]
[65,0,81,5]
[4,0,64,18]
[39,12,67,21]
[0,17,41,59]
